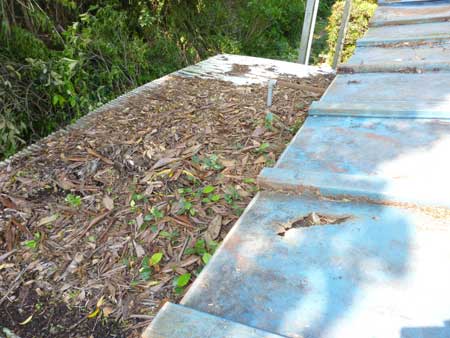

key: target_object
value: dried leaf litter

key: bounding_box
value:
[0,73,333,337]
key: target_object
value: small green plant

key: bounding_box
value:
[65,193,81,207]
[23,232,41,249]
[202,154,224,171]
[256,142,270,154]
[201,185,221,204]
[202,185,215,194]
[202,252,212,264]
[178,199,196,216]
[185,239,219,266]
[159,230,179,241]
[224,187,241,204]
[178,187,193,195]
[144,206,165,222]
[139,252,164,281]
[130,192,146,211]
[173,272,191,294]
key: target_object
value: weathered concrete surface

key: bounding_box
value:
[177,53,331,85]
[371,1,450,26]
[181,192,450,338]
[310,72,450,119]
[142,303,284,338]
[340,41,450,73]
[258,116,450,208]
[357,21,450,46]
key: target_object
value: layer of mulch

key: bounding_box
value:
[0,72,333,338]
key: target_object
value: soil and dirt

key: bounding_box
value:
[0,73,333,337]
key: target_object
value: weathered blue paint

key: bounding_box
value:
[181,192,450,338]
[310,73,450,119]
[341,42,450,73]
[142,303,285,338]
[144,1,450,337]
[371,1,450,26]
[258,116,450,208]
[378,0,442,4]
[357,21,450,47]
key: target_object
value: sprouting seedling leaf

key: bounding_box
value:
[149,252,163,266]
[257,142,270,153]
[202,185,215,194]
[23,240,38,249]
[23,232,41,250]
[140,266,152,281]
[65,193,81,207]
[139,256,152,281]
[175,273,191,287]
[145,207,164,221]
[202,253,212,265]
[210,194,221,202]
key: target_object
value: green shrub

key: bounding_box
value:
[325,0,377,65]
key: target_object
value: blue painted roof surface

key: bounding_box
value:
[342,42,450,73]
[378,0,442,4]
[181,192,450,338]
[310,72,450,119]
[371,1,450,26]
[142,303,285,338]
[358,21,450,46]
[258,116,450,208]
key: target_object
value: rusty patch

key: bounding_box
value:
[226,64,250,76]
[338,65,432,74]
[258,182,450,220]
[277,212,352,236]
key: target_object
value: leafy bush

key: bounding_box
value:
[325,0,377,65]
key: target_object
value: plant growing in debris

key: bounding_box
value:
[256,142,270,154]
[201,154,224,171]
[144,206,165,222]
[178,199,196,216]
[173,273,191,294]
[23,232,41,250]
[139,252,163,281]
[65,193,82,207]
[224,187,241,204]
[159,230,180,242]
[185,239,219,266]
[130,192,147,212]
[201,185,221,204]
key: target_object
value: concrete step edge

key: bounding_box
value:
[309,101,450,119]
[257,167,449,209]
[142,302,287,338]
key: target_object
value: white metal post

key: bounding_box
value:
[332,0,352,69]
[298,0,320,65]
